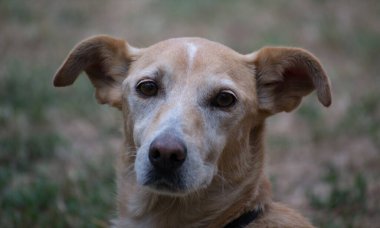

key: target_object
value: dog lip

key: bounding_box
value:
[143,169,185,193]
[143,179,185,194]
[148,179,177,190]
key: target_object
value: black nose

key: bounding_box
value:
[149,134,187,172]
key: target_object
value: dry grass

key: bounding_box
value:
[1,0,379,227]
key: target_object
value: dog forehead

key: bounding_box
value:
[138,38,242,73]
[147,37,237,54]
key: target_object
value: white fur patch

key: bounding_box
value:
[186,42,198,72]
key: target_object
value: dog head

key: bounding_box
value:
[54,35,331,196]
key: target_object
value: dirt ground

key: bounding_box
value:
[1,1,379,227]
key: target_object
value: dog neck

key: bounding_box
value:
[116,123,272,227]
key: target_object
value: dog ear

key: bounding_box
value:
[53,35,140,109]
[246,47,332,115]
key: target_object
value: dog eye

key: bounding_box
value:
[212,90,237,108]
[136,80,158,97]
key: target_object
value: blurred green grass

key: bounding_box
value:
[1,0,379,227]
[307,165,368,228]
[0,59,116,227]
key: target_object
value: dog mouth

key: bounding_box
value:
[143,169,187,194]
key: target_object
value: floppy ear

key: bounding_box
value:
[247,47,332,115]
[53,35,140,109]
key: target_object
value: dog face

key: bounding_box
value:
[54,36,331,196]
[123,38,258,195]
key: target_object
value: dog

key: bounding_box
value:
[53,35,331,227]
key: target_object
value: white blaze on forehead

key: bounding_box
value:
[185,42,198,71]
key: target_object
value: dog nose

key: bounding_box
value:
[149,134,187,171]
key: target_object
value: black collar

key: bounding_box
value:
[223,208,262,228]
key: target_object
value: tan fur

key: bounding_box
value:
[54,35,331,227]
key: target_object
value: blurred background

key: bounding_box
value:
[1,0,379,227]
